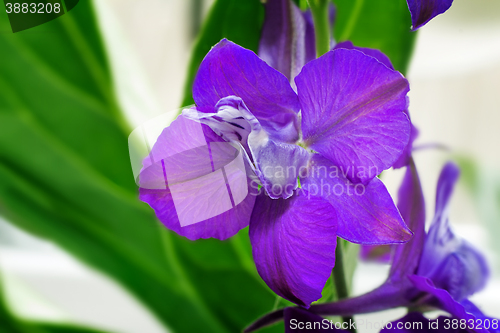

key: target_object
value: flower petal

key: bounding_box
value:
[333,41,394,70]
[380,312,433,333]
[249,190,337,307]
[418,162,490,300]
[139,115,256,240]
[407,0,454,30]
[389,160,426,280]
[193,39,300,142]
[296,48,410,184]
[259,0,312,86]
[301,155,412,245]
[408,276,480,323]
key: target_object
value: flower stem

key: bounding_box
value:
[307,0,330,57]
[333,238,357,333]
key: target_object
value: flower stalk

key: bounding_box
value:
[333,239,356,333]
[307,0,331,57]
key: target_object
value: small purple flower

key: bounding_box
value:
[139,38,412,307]
[407,0,454,30]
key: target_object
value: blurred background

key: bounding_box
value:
[0,0,499,332]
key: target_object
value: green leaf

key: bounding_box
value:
[333,0,417,74]
[0,2,281,333]
[180,0,264,106]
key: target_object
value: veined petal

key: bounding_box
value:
[139,115,256,240]
[259,0,311,86]
[407,0,454,30]
[249,190,337,307]
[301,155,412,244]
[296,48,410,184]
[193,39,300,143]
[418,162,490,300]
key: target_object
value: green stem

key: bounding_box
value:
[307,0,330,57]
[333,238,356,333]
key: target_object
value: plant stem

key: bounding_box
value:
[333,238,357,333]
[307,0,330,57]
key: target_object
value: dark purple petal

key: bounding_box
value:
[333,41,394,70]
[418,162,490,300]
[139,115,256,240]
[407,0,454,30]
[259,0,311,86]
[249,190,338,307]
[193,39,300,143]
[284,307,343,332]
[408,275,485,326]
[296,48,411,184]
[301,155,412,245]
[389,159,426,281]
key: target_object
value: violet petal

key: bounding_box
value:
[418,162,490,300]
[301,155,412,245]
[407,0,454,30]
[296,48,410,184]
[249,190,338,307]
[139,115,256,240]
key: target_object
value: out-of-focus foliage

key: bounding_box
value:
[333,0,417,74]
[181,0,264,106]
[0,2,281,332]
[0,274,107,333]
[456,157,500,270]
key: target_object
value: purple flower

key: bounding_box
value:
[407,0,454,30]
[246,161,494,331]
[139,38,412,307]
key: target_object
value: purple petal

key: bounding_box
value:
[418,162,490,300]
[193,39,300,143]
[389,160,426,280]
[407,0,454,30]
[296,48,411,184]
[252,139,311,199]
[259,0,311,86]
[408,275,485,325]
[139,115,256,240]
[333,41,394,70]
[249,190,337,307]
[284,307,342,332]
[301,155,412,245]
[393,117,419,169]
